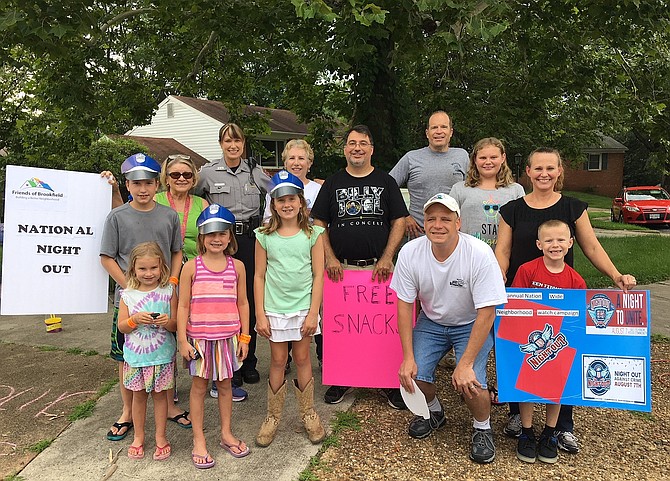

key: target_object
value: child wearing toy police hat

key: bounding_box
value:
[100,154,183,442]
[177,204,251,468]
[254,170,326,447]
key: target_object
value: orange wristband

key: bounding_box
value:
[127,317,137,329]
[238,333,251,344]
[169,276,179,286]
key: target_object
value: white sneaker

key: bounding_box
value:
[209,387,218,399]
[555,430,579,453]
[503,413,522,438]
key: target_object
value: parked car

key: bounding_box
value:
[611,186,670,227]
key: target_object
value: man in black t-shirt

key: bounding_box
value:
[311,124,408,408]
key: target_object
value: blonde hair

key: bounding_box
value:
[125,242,170,289]
[465,137,515,188]
[281,139,314,165]
[537,219,572,239]
[196,230,238,256]
[259,191,313,237]
[159,155,199,191]
[527,147,564,192]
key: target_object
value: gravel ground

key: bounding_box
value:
[312,343,670,481]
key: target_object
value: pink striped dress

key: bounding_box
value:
[186,255,242,380]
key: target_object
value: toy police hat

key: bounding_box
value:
[197,204,236,234]
[269,170,304,198]
[423,193,461,217]
[121,153,161,180]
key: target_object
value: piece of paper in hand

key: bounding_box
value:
[400,379,430,419]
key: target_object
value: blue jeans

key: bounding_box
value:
[412,312,493,387]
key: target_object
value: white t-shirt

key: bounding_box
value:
[263,179,322,223]
[390,233,507,326]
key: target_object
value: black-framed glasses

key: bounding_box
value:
[168,171,194,180]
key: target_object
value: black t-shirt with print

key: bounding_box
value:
[311,168,408,261]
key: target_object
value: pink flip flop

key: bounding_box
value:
[192,452,215,469]
[153,443,171,461]
[220,440,250,458]
[128,444,144,460]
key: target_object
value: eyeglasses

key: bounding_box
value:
[483,204,499,211]
[168,171,194,180]
[346,140,372,148]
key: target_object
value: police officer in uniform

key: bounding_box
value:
[195,123,271,385]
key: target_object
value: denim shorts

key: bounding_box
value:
[413,312,493,387]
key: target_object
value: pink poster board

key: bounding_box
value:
[322,270,404,388]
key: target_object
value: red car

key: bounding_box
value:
[611,186,670,226]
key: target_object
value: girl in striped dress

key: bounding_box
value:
[177,204,251,469]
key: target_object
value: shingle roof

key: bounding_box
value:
[173,96,308,135]
[111,135,209,169]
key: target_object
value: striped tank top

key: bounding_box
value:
[187,255,241,340]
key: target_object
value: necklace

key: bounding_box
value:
[167,190,191,241]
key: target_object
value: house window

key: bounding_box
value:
[166,103,175,118]
[585,153,608,171]
[257,140,286,168]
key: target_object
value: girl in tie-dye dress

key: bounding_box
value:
[118,242,178,461]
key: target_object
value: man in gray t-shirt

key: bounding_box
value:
[390,111,468,238]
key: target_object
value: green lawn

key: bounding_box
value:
[588,211,649,231]
[564,190,614,210]
[574,236,670,287]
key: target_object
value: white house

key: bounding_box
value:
[125,95,308,168]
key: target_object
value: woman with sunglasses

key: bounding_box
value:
[156,155,209,261]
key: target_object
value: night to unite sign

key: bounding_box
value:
[2,165,111,315]
[495,288,651,412]
[322,270,403,388]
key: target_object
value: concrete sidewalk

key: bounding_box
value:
[0,305,354,481]
[1,281,669,480]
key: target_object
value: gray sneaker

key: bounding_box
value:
[555,430,579,453]
[503,413,522,438]
[470,428,495,464]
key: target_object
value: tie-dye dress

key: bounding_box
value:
[122,285,176,392]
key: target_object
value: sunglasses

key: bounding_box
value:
[168,171,194,180]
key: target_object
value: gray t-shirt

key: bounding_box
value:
[389,146,468,226]
[100,203,183,273]
[449,181,525,250]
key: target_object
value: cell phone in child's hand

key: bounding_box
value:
[190,341,201,360]
[150,312,160,319]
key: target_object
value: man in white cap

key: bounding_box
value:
[390,193,507,464]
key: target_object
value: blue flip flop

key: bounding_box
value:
[106,421,133,441]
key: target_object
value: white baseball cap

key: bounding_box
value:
[423,193,460,217]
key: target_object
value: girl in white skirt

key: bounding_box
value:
[254,170,326,446]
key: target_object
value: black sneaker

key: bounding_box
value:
[232,370,243,386]
[537,433,558,463]
[470,428,495,464]
[516,433,537,463]
[242,368,260,384]
[284,361,291,374]
[408,409,446,439]
[324,385,353,404]
[380,388,407,410]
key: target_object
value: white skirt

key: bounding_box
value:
[261,309,322,342]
